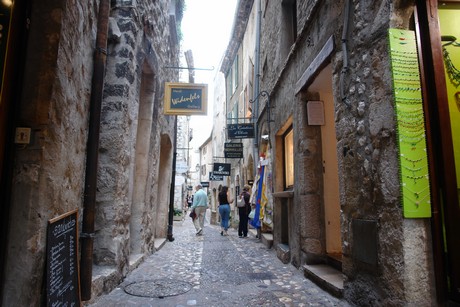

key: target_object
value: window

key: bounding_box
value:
[247,59,254,119]
[232,55,239,94]
[280,0,297,61]
[244,86,251,120]
[226,55,239,99]
[226,75,232,101]
[227,98,238,124]
[282,0,297,43]
[201,165,206,176]
[284,127,294,189]
[232,102,238,124]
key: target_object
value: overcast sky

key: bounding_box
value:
[180,0,238,148]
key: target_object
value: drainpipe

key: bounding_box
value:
[340,0,351,108]
[80,0,110,301]
[253,0,261,173]
[167,118,177,242]
[168,51,194,241]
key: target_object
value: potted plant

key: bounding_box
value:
[173,208,183,221]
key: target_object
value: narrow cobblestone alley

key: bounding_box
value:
[87,211,350,307]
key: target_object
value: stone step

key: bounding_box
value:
[276,243,290,264]
[261,233,273,249]
[302,264,344,298]
[326,253,342,271]
[248,229,273,249]
[154,238,167,251]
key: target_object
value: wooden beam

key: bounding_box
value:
[295,35,334,94]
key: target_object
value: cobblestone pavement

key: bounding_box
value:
[87,212,351,307]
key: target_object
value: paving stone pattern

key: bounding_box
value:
[87,212,351,306]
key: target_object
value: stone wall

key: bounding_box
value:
[91,0,179,294]
[94,0,177,266]
[3,1,97,305]
[2,0,179,305]
[259,0,434,305]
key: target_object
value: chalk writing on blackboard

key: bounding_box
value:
[46,209,80,306]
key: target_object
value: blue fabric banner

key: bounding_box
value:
[250,165,264,229]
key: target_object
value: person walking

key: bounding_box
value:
[218,185,233,236]
[237,185,251,238]
[191,184,208,235]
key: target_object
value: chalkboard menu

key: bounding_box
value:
[46,209,80,306]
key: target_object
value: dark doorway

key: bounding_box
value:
[0,0,30,300]
[416,1,460,303]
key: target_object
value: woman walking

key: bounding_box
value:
[237,185,251,238]
[218,186,233,236]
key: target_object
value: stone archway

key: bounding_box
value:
[154,134,172,239]
[130,64,155,255]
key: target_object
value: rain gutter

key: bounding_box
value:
[80,0,110,301]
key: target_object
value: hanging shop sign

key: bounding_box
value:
[164,82,208,115]
[174,175,185,186]
[175,161,188,174]
[212,163,231,176]
[209,172,224,181]
[200,181,210,187]
[224,142,243,158]
[227,123,255,139]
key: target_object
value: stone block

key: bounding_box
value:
[276,243,291,264]
[261,233,273,249]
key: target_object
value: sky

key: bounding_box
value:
[180,0,238,148]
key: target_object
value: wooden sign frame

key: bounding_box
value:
[164,82,208,115]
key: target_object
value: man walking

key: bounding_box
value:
[191,184,208,235]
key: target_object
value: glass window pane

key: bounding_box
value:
[284,129,294,188]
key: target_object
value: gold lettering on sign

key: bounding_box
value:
[171,92,201,105]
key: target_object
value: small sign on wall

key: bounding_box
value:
[307,101,325,125]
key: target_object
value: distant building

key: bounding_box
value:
[219,0,258,229]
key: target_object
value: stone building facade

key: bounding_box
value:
[0,0,182,305]
[219,0,459,305]
[208,66,227,221]
[219,0,258,229]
